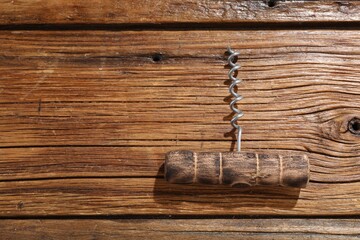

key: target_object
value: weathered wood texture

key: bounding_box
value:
[0,219,359,240]
[164,150,309,187]
[0,0,360,25]
[3,178,360,216]
[1,30,360,216]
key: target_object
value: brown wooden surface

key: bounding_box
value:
[1,30,360,217]
[2,178,360,216]
[1,219,359,240]
[1,1,360,238]
[0,0,360,25]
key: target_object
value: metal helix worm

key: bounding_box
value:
[227,47,243,152]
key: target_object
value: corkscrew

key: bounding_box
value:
[227,47,243,152]
[164,48,310,188]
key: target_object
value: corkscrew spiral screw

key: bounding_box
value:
[227,47,243,152]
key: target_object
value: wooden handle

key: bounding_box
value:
[165,151,309,188]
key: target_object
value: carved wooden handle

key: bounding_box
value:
[165,150,309,188]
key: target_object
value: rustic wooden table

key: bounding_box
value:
[1,0,360,239]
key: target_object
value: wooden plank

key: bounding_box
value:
[1,30,360,148]
[1,30,360,216]
[2,144,359,183]
[0,1,360,25]
[0,219,359,240]
[0,178,359,216]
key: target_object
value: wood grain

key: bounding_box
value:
[0,178,360,216]
[1,30,360,216]
[0,0,360,25]
[164,150,310,187]
[0,143,358,184]
[0,219,359,240]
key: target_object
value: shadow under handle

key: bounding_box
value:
[164,150,309,188]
